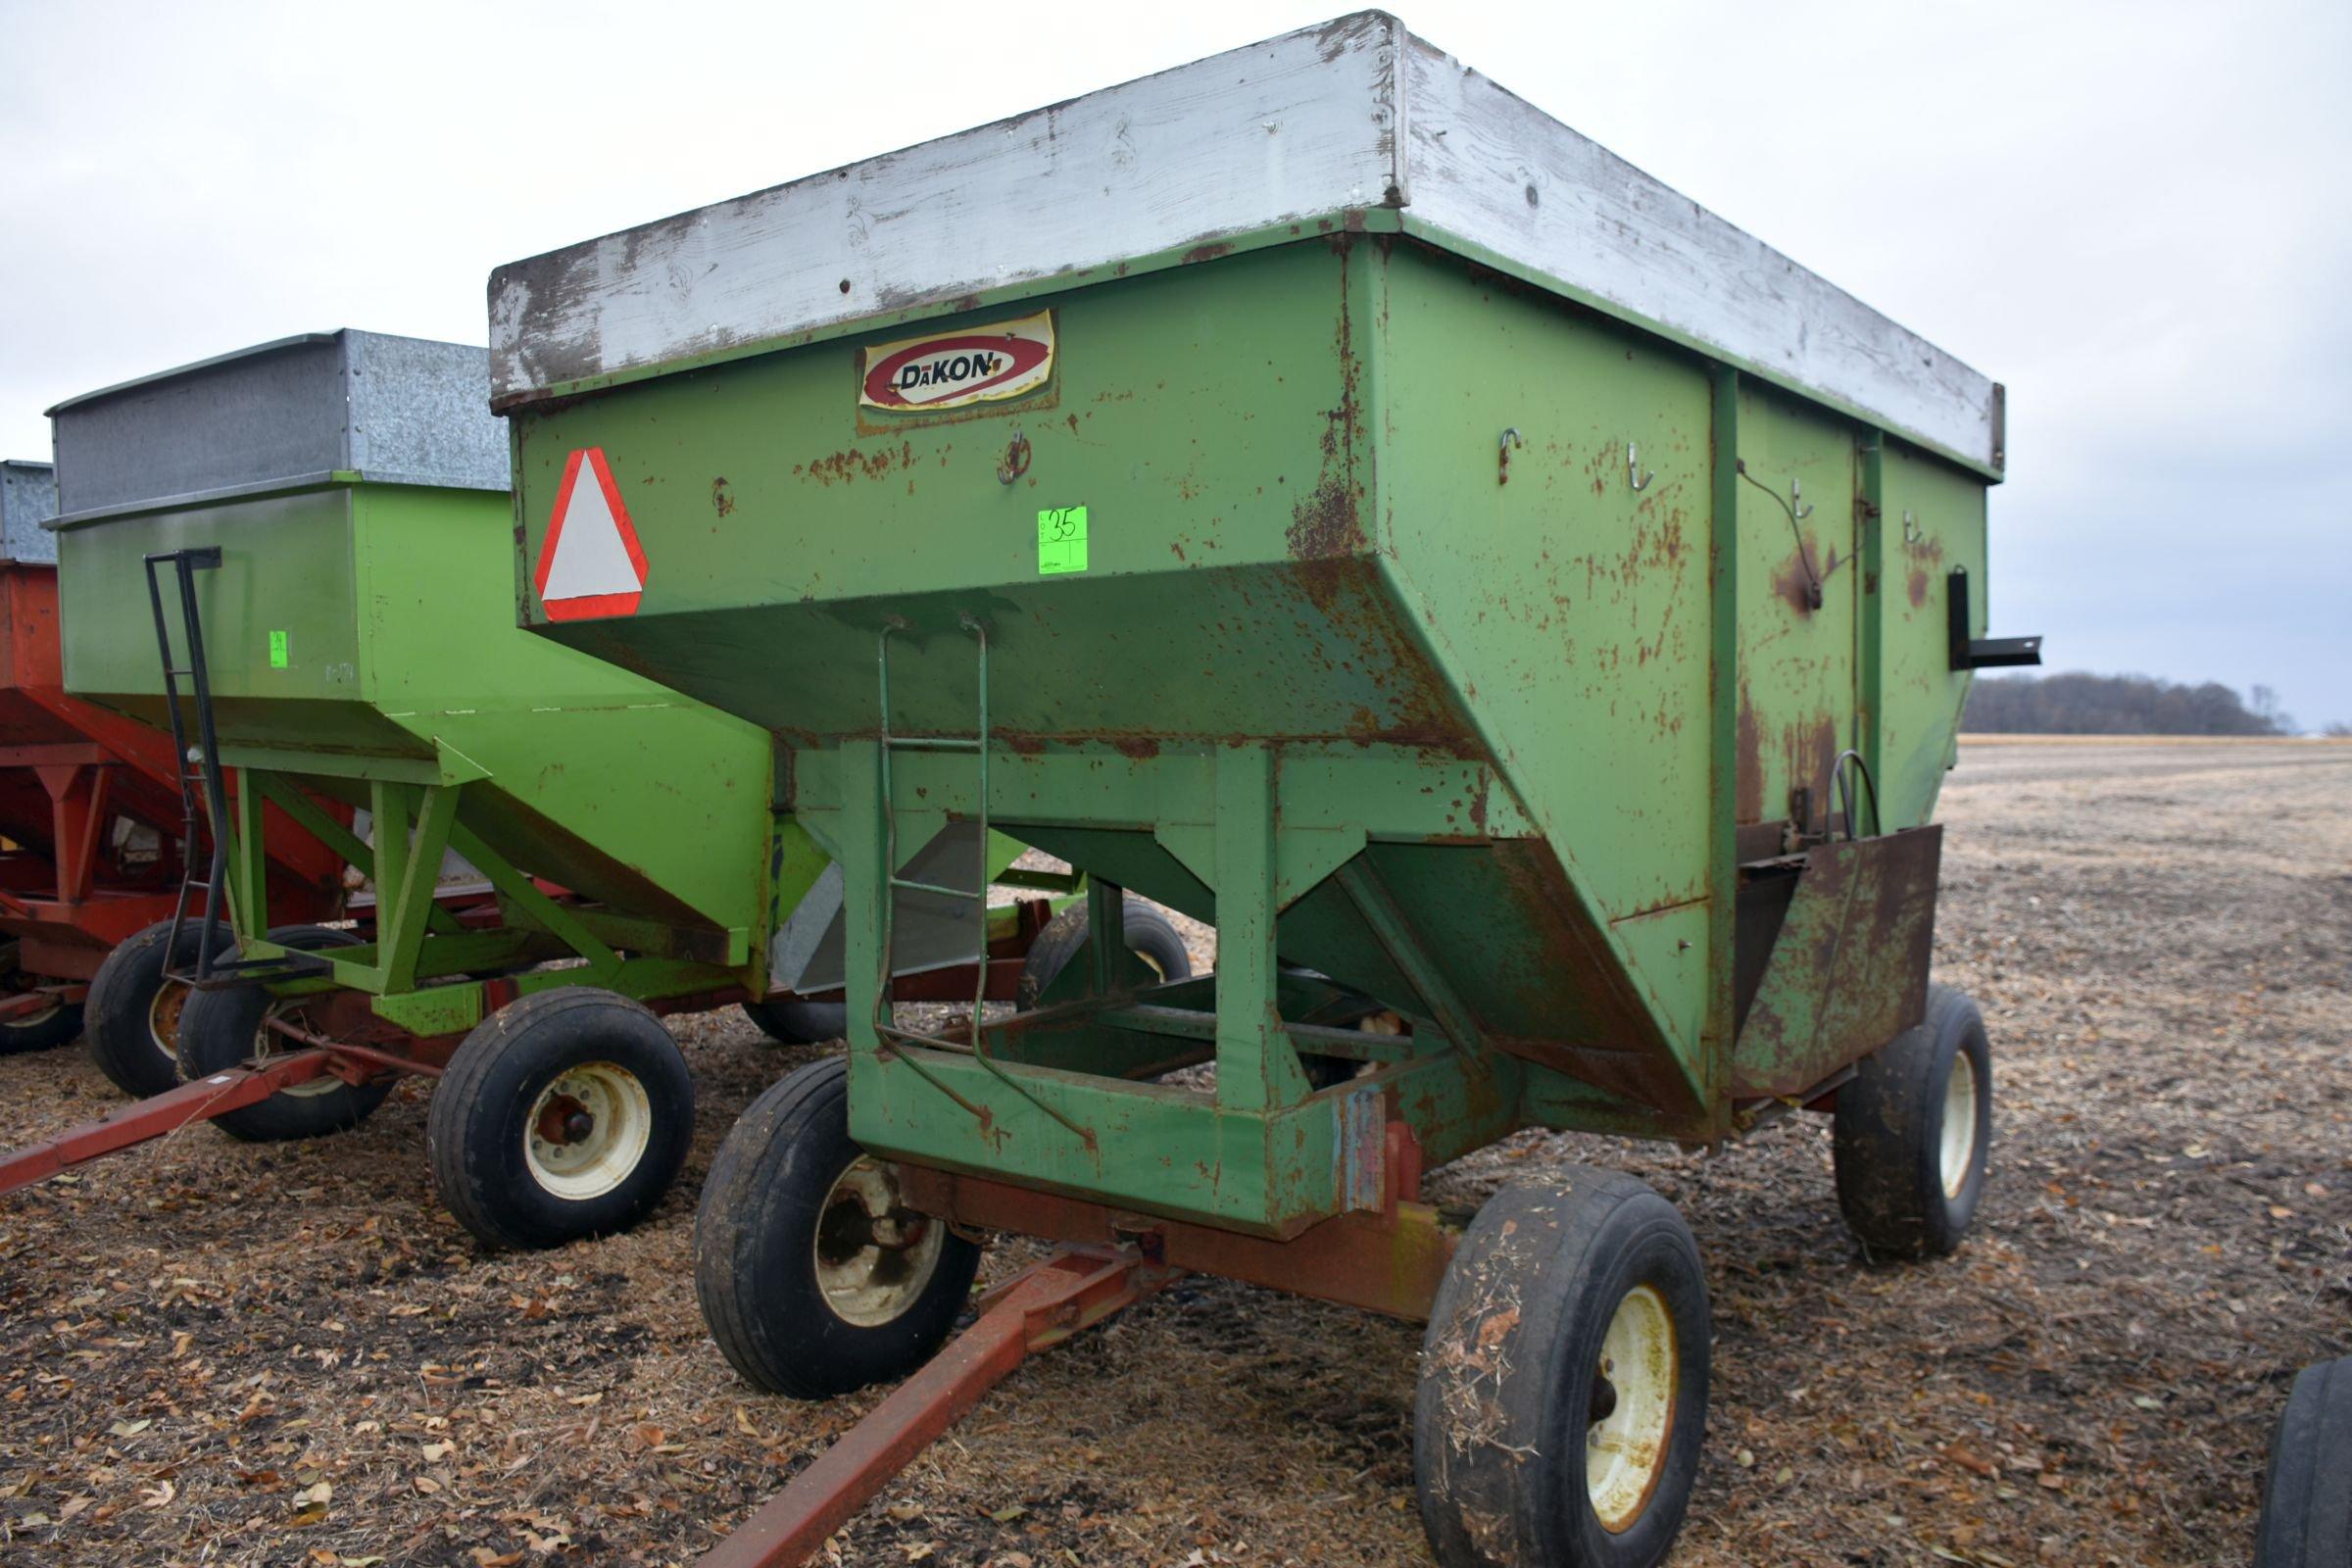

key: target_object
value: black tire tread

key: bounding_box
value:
[694,1054,980,1399]
[2257,1355,2352,1568]
[1834,982,1991,1259]
[424,985,692,1250]
[695,1057,857,1396]
[1015,899,1194,1009]
[739,997,849,1046]
[86,920,226,1096]
[1415,1169,1710,1568]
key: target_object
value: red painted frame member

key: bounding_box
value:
[0,910,1054,1197]
[694,1123,1448,1567]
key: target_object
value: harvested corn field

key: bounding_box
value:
[2,738,2347,1567]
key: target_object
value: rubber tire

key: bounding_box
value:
[426,986,695,1250]
[174,925,392,1143]
[696,1055,981,1398]
[1415,1170,1711,1568]
[85,919,234,1096]
[1834,982,1992,1259]
[0,940,83,1054]
[740,998,848,1046]
[2256,1356,2352,1567]
[1014,900,1195,1009]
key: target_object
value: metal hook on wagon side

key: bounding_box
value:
[1627,440,1653,493]
[1790,476,1814,520]
[997,429,1031,485]
[1497,427,1523,486]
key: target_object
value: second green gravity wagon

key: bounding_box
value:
[490,14,2041,1564]
[33,330,1172,1250]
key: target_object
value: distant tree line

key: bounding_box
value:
[1962,673,2299,736]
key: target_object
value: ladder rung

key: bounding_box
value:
[883,736,982,752]
[890,876,983,901]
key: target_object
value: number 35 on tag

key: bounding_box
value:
[1037,506,1089,575]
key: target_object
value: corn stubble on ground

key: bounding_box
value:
[0,739,2346,1566]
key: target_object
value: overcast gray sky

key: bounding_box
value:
[4,1,2346,726]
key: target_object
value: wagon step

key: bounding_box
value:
[0,1048,337,1197]
[698,1247,1174,1568]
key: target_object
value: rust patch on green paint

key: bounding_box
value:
[799,441,914,486]
[1784,713,1839,825]
[1287,475,1365,560]
[1770,534,1838,613]
[1734,686,1764,824]
[1288,237,1368,565]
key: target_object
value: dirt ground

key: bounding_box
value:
[2,738,2346,1567]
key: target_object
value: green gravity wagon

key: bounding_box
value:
[18,331,1180,1250]
[492,15,2039,1565]
[0,462,346,1063]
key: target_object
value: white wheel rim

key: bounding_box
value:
[1587,1283,1678,1534]
[253,1003,343,1099]
[147,982,189,1061]
[522,1062,654,1200]
[813,1155,946,1328]
[1940,1051,1980,1199]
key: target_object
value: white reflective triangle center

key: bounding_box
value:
[542,460,643,602]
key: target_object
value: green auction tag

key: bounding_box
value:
[268,630,289,668]
[1037,506,1088,575]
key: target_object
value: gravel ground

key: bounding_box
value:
[1,738,2346,1567]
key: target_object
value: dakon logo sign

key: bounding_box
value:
[859,311,1054,413]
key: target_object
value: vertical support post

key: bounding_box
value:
[375,785,459,990]
[38,764,106,906]
[1705,367,1742,1119]
[1212,744,1307,1114]
[1856,432,1886,823]
[368,780,414,954]
[228,769,270,939]
[1086,877,1124,996]
[840,739,890,1059]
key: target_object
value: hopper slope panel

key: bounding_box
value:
[0,688,82,752]
[557,559,1464,750]
[337,482,779,935]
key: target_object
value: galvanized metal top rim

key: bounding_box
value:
[43,332,345,417]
